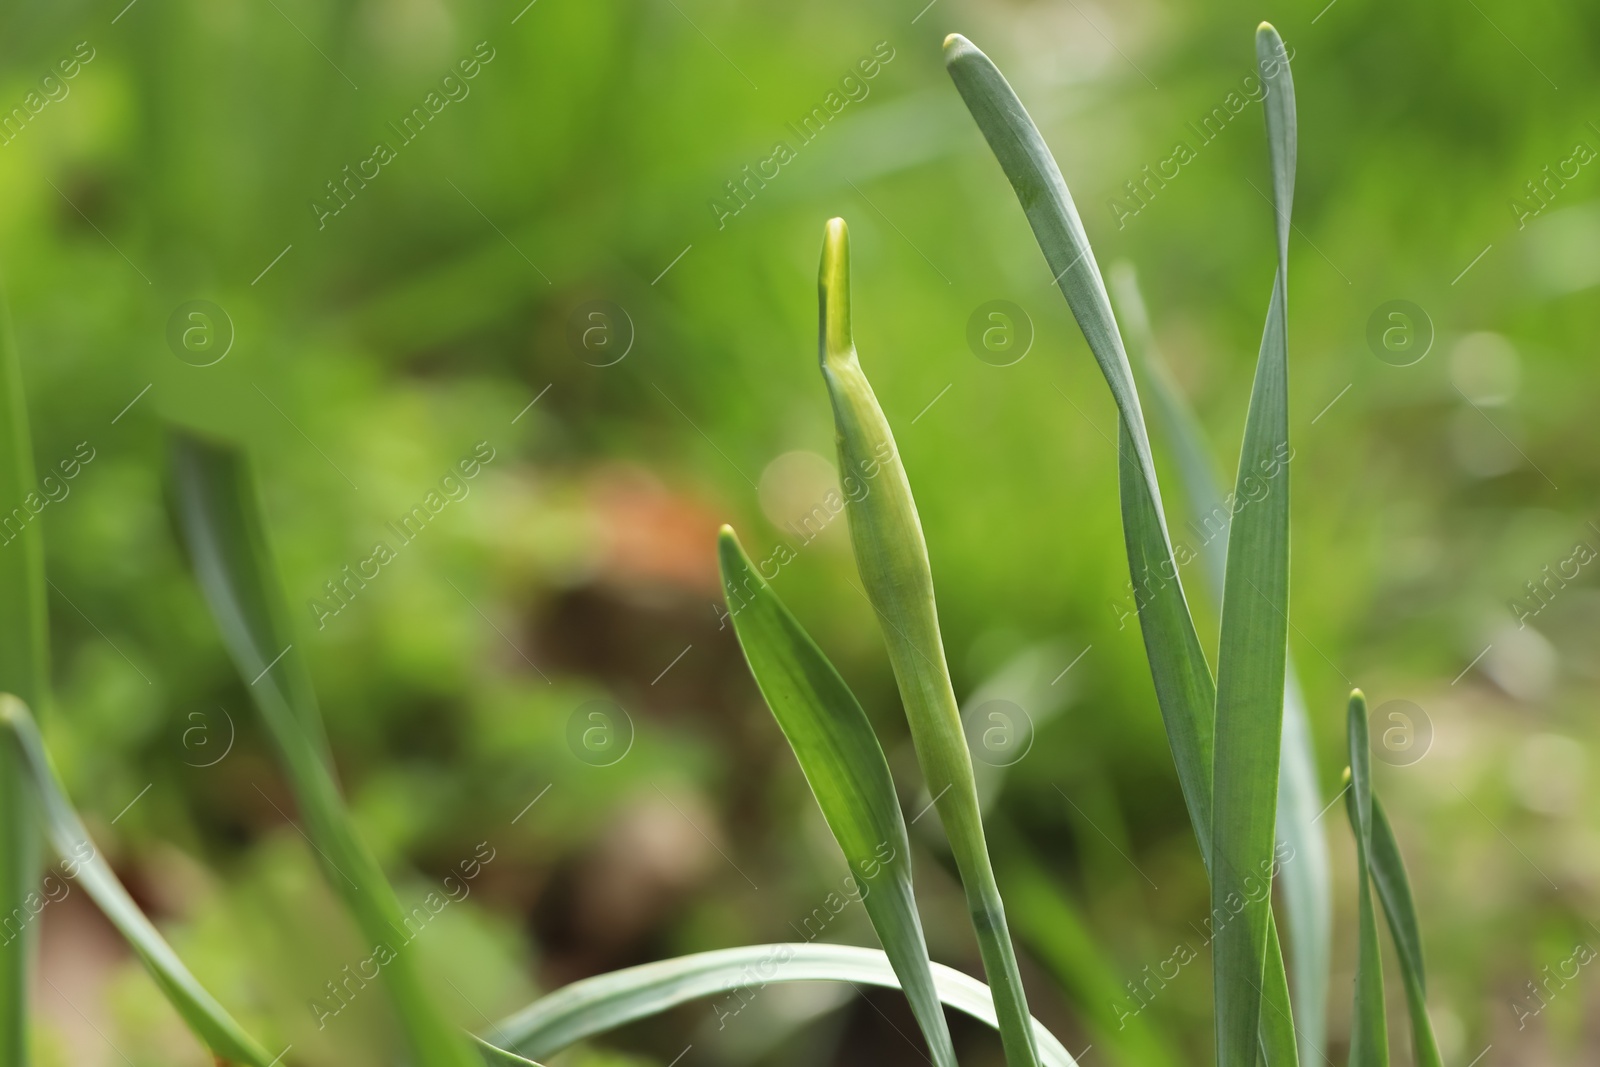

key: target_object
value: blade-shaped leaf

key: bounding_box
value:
[0,696,276,1067]
[1371,796,1442,1067]
[945,29,1301,1067]
[489,943,1078,1066]
[1345,692,1390,1067]
[945,31,1216,866]
[717,526,956,1067]
[1112,258,1329,1065]
[169,431,480,1067]
[1210,25,1296,1067]
[0,289,48,1067]
[816,217,1039,1067]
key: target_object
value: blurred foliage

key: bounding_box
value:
[2,0,1598,1063]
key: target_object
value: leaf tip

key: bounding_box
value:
[818,218,853,368]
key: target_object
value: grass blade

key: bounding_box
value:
[1112,261,1330,1064]
[169,430,480,1067]
[1209,25,1296,1067]
[816,217,1039,1067]
[945,32,1216,861]
[490,942,1078,1066]
[0,289,48,1066]
[1371,796,1442,1067]
[717,525,957,1067]
[0,696,276,1067]
[1345,692,1390,1067]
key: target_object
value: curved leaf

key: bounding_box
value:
[169,431,480,1067]
[1371,796,1442,1067]
[816,217,1040,1067]
[717,526,956,1067]
[489,943,1078,1066]
[0,696,276,1067]
[945,29,1216,873]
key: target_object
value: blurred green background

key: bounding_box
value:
[3,0,1598,1063]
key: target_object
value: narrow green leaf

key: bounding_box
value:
[1210,25,1296,1067]
[489,943,1078,1066]
[717,525,956,1067]
[994,827,1183,1067]
[0,696,276,1067]
[1371,796,1442,1067]
[1113,260,1330,1065]
[0,287,48,1067]
[472,1035,547,1067]
[945,31,1216,864]
[816,217,1039,1067]
[945,31,1301,1067]
[169,431,480,1067]
[1345,692,1390,1067]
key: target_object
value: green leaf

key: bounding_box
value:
[1371,794,1442,1067]
[488,943,1079,1066]
[994,825,1183,1067]
[0,696,276,1067]
[944,30,1216,865]
[816,217,1039,1067]
[1113,257,1329,1066]
[169,431,480,1067]
[717,525,957,1067]
[945,30,1301,1067]
[1209,25,1296,1067]
[0,288,48,1067]
[1345,692,1390,1067]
